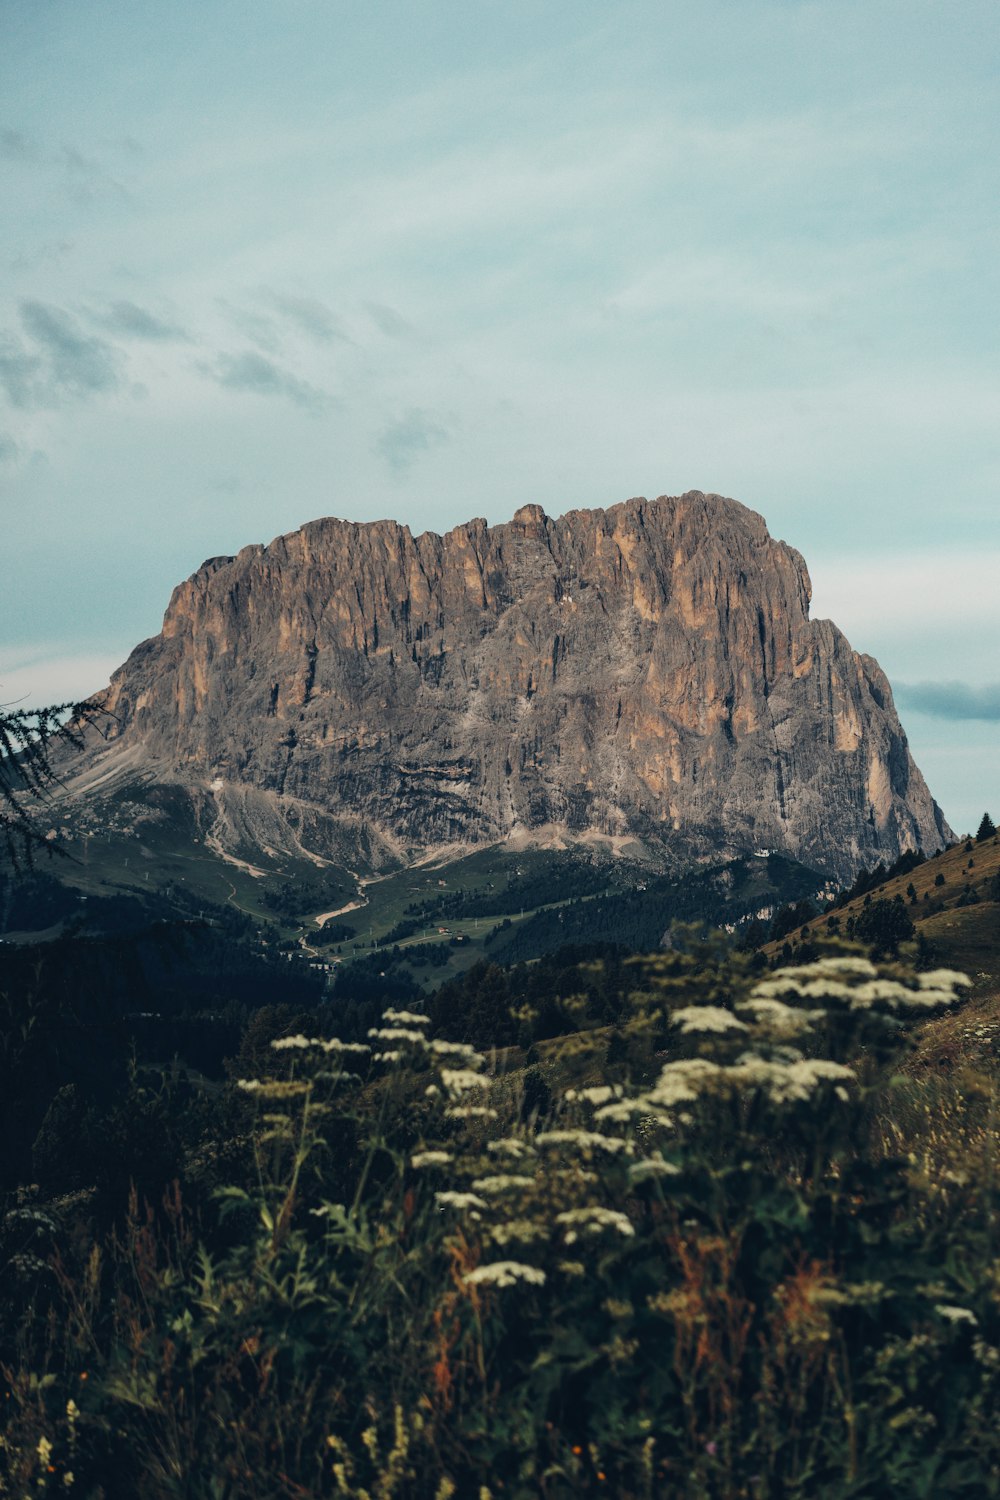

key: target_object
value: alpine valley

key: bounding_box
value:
[7,488,951,981]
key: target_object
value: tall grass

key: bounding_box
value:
[2,961,999,1497]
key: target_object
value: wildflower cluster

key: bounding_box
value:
[3,957,994,1499]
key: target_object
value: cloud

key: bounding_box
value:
[374,408,450,474]
[264,290,349,344]
[0,341,43,407]
[61,144,130,205]
[99,300,187,341]
[0,434,22,464]
[208,473,243,495]
[8,239,74,274]
[365,302,413,339]
[0,647,121,711]
[215,298,282,352]
[8,300,123,404]
[895,681,1000,722]
[0,127,38,161]
[0,302,124,408]
[206,350,329,412]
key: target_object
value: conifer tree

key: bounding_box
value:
[0,701,101,867]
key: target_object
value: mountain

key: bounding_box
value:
[63,491,950,881]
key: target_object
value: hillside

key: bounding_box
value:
[769,827,1000,976]
[764,826,1000,1073]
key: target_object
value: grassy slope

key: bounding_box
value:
[769,833,1000,975]
[764,832,1000,1072]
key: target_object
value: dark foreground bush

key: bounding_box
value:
[2,957,999,1497]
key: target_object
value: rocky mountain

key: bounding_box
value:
[65,491,950,880]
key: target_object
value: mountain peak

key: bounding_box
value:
[72,491,950,880]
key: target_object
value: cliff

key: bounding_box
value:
[72,491,951,878]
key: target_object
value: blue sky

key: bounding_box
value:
[2,0,997,835]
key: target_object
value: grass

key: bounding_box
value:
[768,833,1000,988]
[4,950,999,1497]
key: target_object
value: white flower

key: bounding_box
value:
[848,980,917,1009]
[648,1058,723,1106]
[556,1207,635,1243]
[445,1105,498,1120]
[440,1067,489,1095]
[410,1151,453,1169]
[629,1156,680,1184]
[564,1084,622,1105]
[671,1005,748,1035]
[367,1026,428,1044]
[382,1008,431,1025]
[435,1191,488,1211]
[728,1054,854,1104]
[736,996,816,1033]
[487,1137,533,1158]
[373,1050,402,1063]
[489,1220,549,1246]
[270,1034,320,1050]
[902,989,958,1009]
[798,957,877,978]
[236,1078,262,1091]
[594,1098,666,1124]
[536,1129,632,1154]
[936,1304,977,1325]
[918,969,972,991]
[470,1174,536,1194]
[794,979,857,1003]
[322,1038,371,1054]
[463,1261,546,1288]
[429,1039,485,1064]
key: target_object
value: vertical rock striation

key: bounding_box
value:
[78,492,950,878]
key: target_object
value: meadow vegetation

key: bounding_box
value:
[2,940,999,1498]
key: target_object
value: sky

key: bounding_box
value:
[1,0,997,836]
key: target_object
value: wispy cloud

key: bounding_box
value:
[0,341,42,407]
[215,298,281,353]
[61,144,130,205]
[0,127,39,162]
[98,300,187,341]
[264,290,349,344]
[22,298,121,402]
[8,238,74,274]
[374,408,450,474]
[895,681,1000,722]
[206,350,329,413]
[8,300,122,404]
[365,302,413,339]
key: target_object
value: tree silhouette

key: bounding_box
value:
[976,812,996,842]
[853,896,914,958]
[0,700,103,867]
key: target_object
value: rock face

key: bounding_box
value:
[76,492,950,878]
